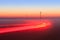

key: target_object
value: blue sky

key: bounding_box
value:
[0,0,60,7]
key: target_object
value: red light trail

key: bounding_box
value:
[0,20,52,34]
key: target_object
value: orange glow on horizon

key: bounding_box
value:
[0,7,60,17]
[0,12,60,18]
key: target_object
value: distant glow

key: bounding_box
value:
[36,23,50,28]
[0,20,52,34]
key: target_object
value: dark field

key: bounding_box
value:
[0,18,60,40]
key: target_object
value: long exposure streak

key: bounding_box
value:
[0,20,52,34]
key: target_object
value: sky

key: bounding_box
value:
[0,0,60,18]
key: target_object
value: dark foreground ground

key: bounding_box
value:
[0,18,60,40]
